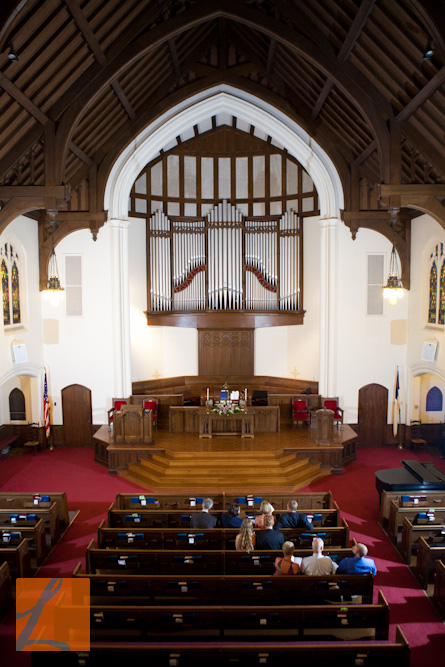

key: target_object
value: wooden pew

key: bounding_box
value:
[415,536,445,589]
[379,489,445,528]
[30,626,410,667]
[432,560,445,619]
[74,563,375,605]
[388,500,445,544]
[0,561,12,620]
[0,504,59,544]
[55,591,389,642]
[0,537,32,577]
[400,517,445,564]
[108,504,341,529]
[88,538,355,576]
[100,521,350,550]
[0,491,69,526]
[1,519,46,564]
[115,490,334,512]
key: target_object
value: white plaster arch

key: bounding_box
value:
[0,363,42,386]
[104,86,344,220]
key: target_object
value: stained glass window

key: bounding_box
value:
[428,261,437,323]
[2,259,10,325]
[11,262,20,324]
[426,386,443,412]
[1,244,21,327]
[439,261,445,325]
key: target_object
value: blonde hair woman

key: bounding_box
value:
[274,541,300,575]
[235,518,256,552]
[254,500,275,529]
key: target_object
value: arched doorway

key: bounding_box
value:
[62,384,92,447]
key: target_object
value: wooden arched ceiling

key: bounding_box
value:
[0,0,443,288]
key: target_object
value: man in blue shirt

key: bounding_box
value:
[337,542,377,575]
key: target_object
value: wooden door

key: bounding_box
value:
[62,384,92,447]
[358,383,388,447]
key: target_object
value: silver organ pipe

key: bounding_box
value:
[149,203,300,314]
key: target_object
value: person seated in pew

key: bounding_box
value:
[221,503,243,529]
[254,500,275,529]
[235,518,255,552]
[254,514,284,550]
[190,497,217,529]
[274,541,300,575]
[337,542,377,575]
[274,499,314,531]
[300,537,338,575]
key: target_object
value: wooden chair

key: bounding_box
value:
[322,397,344,425]
[292,399,311,426]
[410,420,427,451]
[23,423,40,455]
[107,398,128,430]
[143,398,158,428]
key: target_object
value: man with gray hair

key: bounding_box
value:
[190,497,217,528]
[337,542,377,575]
[300,537,338,575]
[274,499,314,531]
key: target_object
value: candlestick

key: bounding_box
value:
[207,388,209,400]
[245,388,247,400]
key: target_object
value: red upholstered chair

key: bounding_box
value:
[143,399,158,428]
[322,397,344,426]
[107,398,128,430]
[292,399,311,426]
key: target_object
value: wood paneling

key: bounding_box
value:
[198,330,254,376]
[357,383,388,447]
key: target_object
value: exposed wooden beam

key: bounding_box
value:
[63,0,106,66]
[379,184,445,197]
[111,81,136,122]
[266,38,276,77]
[402,123,445,179]
[411,0,445,63]
[168,37,181,77]
[68,141,93,167]
[0,185,70,200]
[54,0,392,185]
[312,0,377,118]
[395,67,445,124]
[0,72,48,125]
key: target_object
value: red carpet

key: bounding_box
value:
[1,444,445,665]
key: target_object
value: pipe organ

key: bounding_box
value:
[148,202,301,314]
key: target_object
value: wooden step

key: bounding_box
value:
[119,447,330,492]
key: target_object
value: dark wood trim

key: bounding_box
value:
[144,311,305,328]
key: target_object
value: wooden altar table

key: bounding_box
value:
[199,408,255,438]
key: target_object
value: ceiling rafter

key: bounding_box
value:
[64,0,136,122]
[53,0,393,185]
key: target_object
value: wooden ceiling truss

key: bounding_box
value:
[0,0,442,290]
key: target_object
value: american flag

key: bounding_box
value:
[43,371,50,438]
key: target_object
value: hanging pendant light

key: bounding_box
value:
[43,217,65,306]
[383,210,404,305]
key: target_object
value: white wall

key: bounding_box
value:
[406,213,445,422]
[0,215,43,425]
[255,215,320,382]
[41,226,115,424]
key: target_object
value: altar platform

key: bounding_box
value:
[93,421,357,485]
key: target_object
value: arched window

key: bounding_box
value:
[0,243,21,327]
[439,260,445,325]
[9,388,26,421]
[426,386,443,412]
[428,260,437,323]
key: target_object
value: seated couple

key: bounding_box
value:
[254,499,314,531]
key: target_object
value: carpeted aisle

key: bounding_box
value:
[0,444,444,665]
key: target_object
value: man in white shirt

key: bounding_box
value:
[301,537,338,575]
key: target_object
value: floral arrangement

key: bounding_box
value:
[211,401,243,415]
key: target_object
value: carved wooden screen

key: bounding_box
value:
[148,201,301,314]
